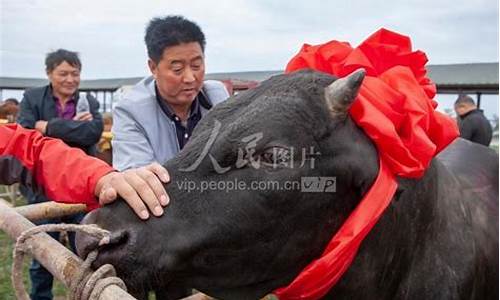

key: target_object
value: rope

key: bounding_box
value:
[12,223,127,300]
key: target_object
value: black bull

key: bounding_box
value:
[76,70,498,299]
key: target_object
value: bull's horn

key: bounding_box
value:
[324,69,366,116]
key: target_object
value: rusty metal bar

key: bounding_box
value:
[0,200,136,300]
[14,200,87,221]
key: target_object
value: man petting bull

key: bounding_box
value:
[110,14,228,299]
[112,15,229,171]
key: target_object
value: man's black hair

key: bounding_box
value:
[454,94,476,106]
[45,49,82,73]
[145,15,206,63]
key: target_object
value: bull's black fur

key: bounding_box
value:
[77,70,498,300]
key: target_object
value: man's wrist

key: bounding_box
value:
[94,171,116,197]
[35,120,48,134]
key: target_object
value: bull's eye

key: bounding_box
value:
[260,147,291,167]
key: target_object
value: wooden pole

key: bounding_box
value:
[14,201,87,222]
[0,200,136,300]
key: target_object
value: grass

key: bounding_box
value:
[0,185,67,299]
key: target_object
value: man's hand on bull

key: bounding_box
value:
[94,162,170,220]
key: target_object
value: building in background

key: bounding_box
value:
[1,63,498,122]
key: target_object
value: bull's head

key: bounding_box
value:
[76,69,378,299]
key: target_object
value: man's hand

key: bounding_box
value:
[35,120,48,134]
[94,162,170,220]
[73,112,93,121]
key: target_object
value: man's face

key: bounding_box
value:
[47,61,81,98]
[454,104,473,117]
[148,42,205,107]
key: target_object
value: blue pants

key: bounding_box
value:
[21,186,86,300]
[29,214,85,300]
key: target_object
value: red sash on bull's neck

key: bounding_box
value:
[274,28,459,300]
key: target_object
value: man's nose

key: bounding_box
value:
[65,75,78,83]
[183,68,196,83]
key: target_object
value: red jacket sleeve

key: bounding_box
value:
[1,124,114,210]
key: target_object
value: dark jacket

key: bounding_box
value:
[457,109,493,146]
[18,85,103,155]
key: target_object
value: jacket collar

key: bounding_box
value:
[460,108,483,119]
[47,84,80,101]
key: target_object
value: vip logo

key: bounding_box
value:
[301,177,336,193]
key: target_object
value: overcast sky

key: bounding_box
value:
[0,0,498,118]
[1,0,498,78]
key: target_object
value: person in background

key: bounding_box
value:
[0,98,20,122]
[112,15,229,171]
[454,94,493,146]
[96,112,114,165]
[17,49,102,300]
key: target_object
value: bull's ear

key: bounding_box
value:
[324,69,366,117]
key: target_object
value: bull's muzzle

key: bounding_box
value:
[75,212,129,265]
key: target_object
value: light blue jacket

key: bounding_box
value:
[112,76,229,171]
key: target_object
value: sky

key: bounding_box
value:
[0,0,499,117]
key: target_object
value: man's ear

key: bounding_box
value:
[148,59,158,79]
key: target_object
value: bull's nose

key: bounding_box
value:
[75,212,128,260]
[76,211,99,258]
